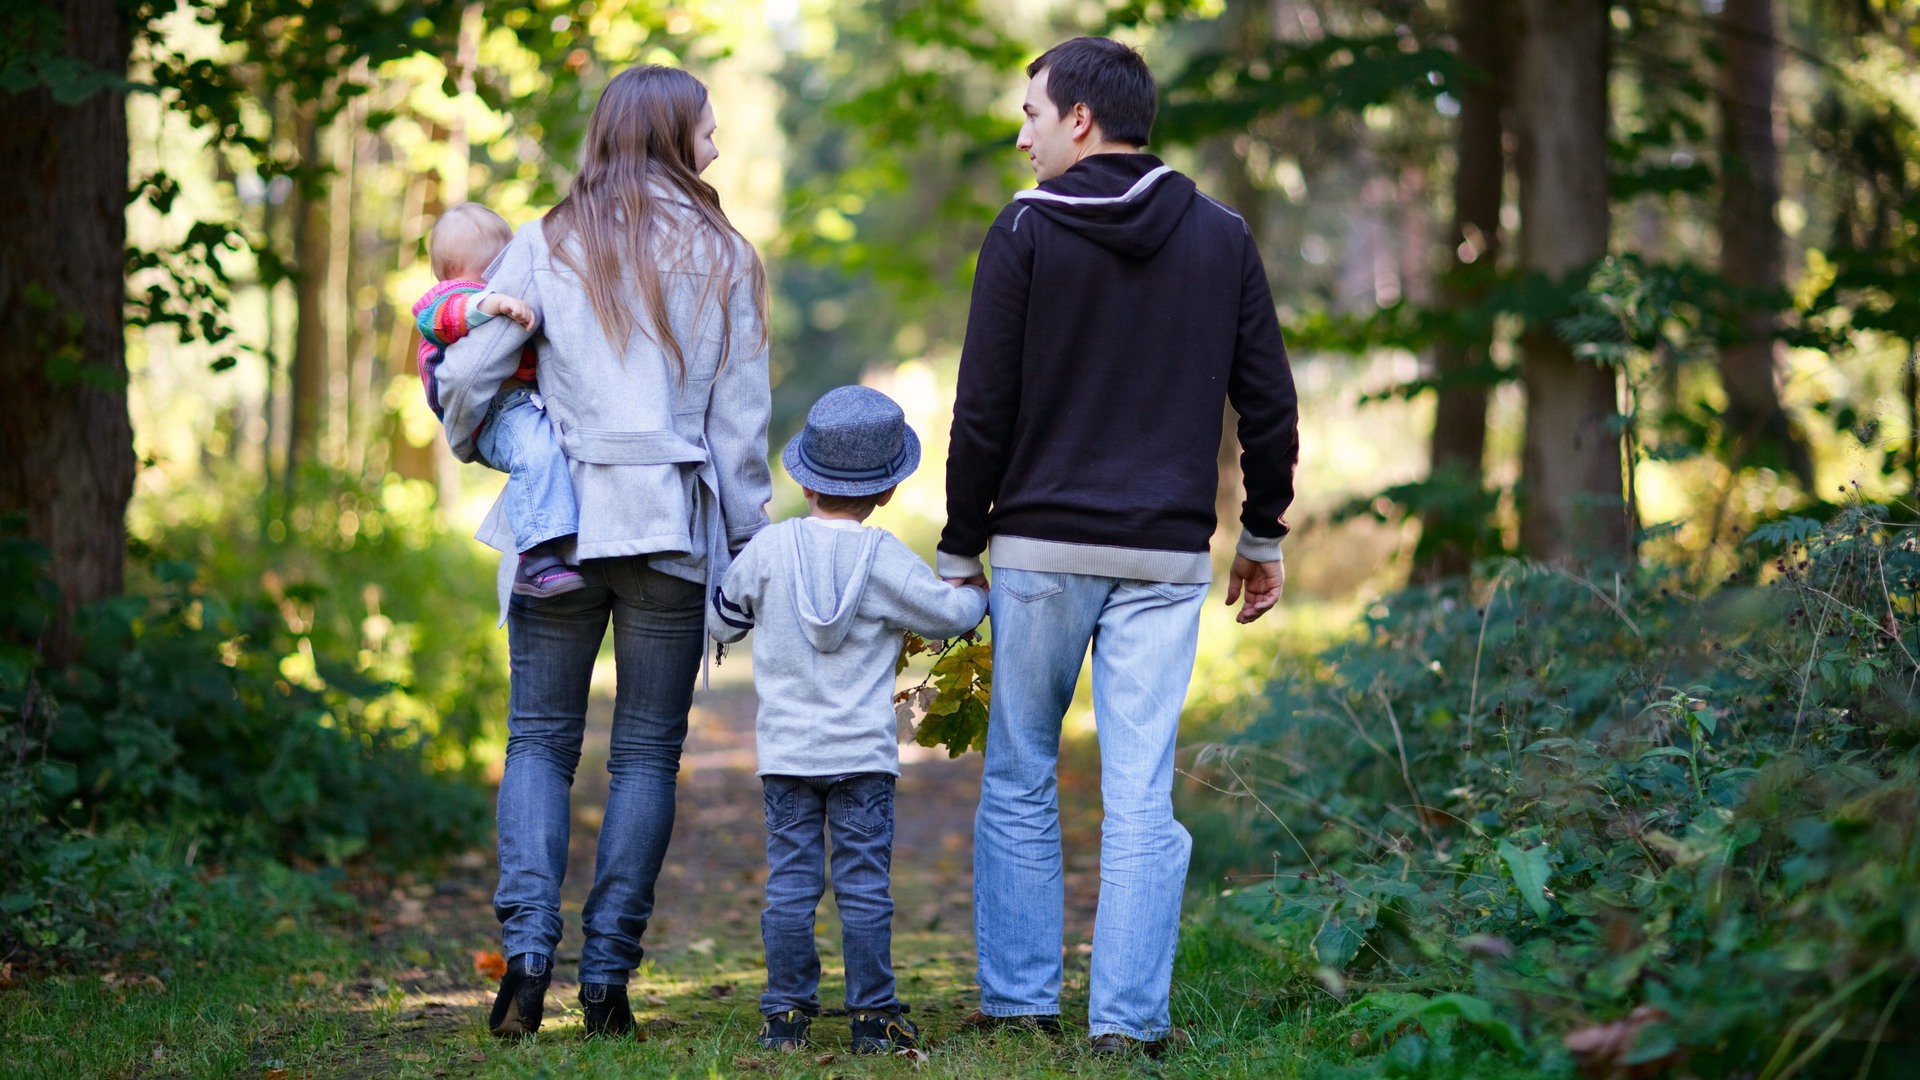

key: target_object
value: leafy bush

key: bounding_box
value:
[1192,502,1920,1077]
[0,475,502,966]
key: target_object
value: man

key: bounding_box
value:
[939,36,1298,1055]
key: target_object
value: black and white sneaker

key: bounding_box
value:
[850,1008,919,1054]
[759,1009,812,1052]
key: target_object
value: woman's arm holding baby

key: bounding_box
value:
[438,228,542,461]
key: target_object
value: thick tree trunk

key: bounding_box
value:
[1715,0,1811,485]
[1413,0,1512,583]
[1514,0,1628,564]
[0,0,135,658]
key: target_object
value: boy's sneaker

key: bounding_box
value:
[759,1009,812,1052]
[579,983,634,1038]
[850,1008,920,1054]
[513,552,585,598]
[487,953,551,1038]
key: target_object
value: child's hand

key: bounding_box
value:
[479,293,538,331]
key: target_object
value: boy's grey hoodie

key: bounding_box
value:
[711,517,987,777]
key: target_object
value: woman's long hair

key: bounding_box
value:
[543,65,768,377]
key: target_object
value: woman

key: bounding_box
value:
[436,65,771,1039]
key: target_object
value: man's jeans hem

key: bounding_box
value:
[1088,1022,1169,1041]
[980,1005,1060,1018]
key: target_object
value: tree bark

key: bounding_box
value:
[1413,0,1512,583]
[287,104,330,485]
[0,0,136,658]
[1715,0,1811,485]
[1514,0,1629,564]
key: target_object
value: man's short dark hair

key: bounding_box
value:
[1027,37,1156,147]
[812,490,888,516]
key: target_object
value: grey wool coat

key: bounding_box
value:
[437,195,772,596]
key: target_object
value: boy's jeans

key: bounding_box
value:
[760,773,903,1017]
[493,558,704,985]
[973,567,1205,1041]
[476,386,578,554]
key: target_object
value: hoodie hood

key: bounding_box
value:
[1013,153,1197,260]
[787,520,881,653]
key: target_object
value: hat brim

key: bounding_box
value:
[781,426,921,497]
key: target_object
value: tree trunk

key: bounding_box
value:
[1715,0,1811,486]
[287,105,330,486]
[1413,0,1512,583]
[0,0,136,658]
[1514,0,1628,564]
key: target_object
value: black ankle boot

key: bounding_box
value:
[579,982,634,1038]
[487,953,551,1038]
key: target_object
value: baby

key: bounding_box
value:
[414,204,583,597]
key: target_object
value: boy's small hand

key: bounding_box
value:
[944,575,988,591]
[479,293,538,331]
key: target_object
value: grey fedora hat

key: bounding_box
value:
[781,385,922,497]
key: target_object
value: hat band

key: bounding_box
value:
[796,441,909,482]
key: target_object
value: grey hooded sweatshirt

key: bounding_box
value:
[711,517,987,777]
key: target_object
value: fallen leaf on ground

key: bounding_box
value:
[643,993,668,1005]
[263,1070,288,1080]
[730,1054,764,1070]
[464,1052,486,1063]
[1564,1006,1673,1080]
[896,1047,931,1063]
[707,983,735,999]
[472,949,507,980]
[814,1053,837,1065]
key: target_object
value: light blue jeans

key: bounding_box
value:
[476,386,579,554]
[973,567,1205,1041]
[493,558,705,985]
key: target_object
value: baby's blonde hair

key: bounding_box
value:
[429,203,515,281]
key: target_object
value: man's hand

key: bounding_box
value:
[1225,555,1284,623]
[479,292,538,331]
[944,575,989,591]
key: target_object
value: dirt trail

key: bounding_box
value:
[361,669,1105,1047]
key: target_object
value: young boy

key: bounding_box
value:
[709,385,988,1054]
[413,203,584,597]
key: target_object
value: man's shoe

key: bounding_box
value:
[513,553,586,598]
[580,982,634,1038]
[850,1008,920,1053]
[1089,1028,1189,1059]
[487,953,551,1038]
[959,1008,1063,1036]
[759,1009,812,1052]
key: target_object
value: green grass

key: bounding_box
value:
[0,873,1409,1079]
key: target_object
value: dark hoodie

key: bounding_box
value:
[938,154,1298,583]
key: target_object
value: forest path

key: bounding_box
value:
[336,670,1108,1072]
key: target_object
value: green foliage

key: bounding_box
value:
[0,477,496,966]
[1197,504,1920,1076]
[894,630,992,757]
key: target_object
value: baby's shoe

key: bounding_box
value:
[850,1007,919,1054]
[759,1009,811,1052]
[513,551,585,598]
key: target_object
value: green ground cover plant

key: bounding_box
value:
[1187,502,1920,1078]
[0,473,501,972]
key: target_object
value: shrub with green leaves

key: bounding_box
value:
[1194,503,1919,1077]
[0,475,501,967]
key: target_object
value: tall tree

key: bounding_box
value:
[1513,0,1627,562]
[0,0,137,657]
[1714,0,1811,485]
[1413,0,1512,582]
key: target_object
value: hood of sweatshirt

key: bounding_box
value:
[788,519,881,653]
[1013,153,1197,260]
